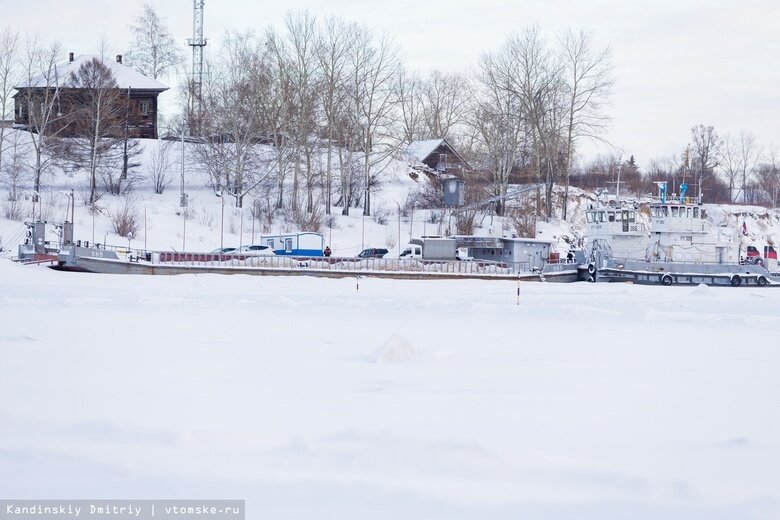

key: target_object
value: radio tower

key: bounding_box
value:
[187,0,207,135]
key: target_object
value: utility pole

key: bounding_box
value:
[122,86,131,181]
[395,201,401,256]
[180,118,187,251]
[187,0,207,135]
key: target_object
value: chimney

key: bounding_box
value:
[116,54,122,64]
[68,52,74,63]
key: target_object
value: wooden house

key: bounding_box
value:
[13,53,168,139]
[404,138,471,176]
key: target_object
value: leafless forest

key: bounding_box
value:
[1,5,778,228]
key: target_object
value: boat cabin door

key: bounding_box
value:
[621,210,630,232]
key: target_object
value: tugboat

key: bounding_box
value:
[586,182,779,286]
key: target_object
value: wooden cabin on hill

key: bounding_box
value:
[13,53,168,139]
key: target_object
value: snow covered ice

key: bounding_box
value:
[1,260,779,519]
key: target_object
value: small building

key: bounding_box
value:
[405,138,471,176]
[454,236,556,272]
[13,53,168,139]
[260,232,324,257]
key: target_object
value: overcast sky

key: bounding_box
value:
[4,0,778,166]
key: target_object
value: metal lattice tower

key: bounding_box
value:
[187,0,207,134]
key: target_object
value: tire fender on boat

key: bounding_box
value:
[757,275,768,287]
[661,274,673,286]
[587,264,596,275]
[730,274,742,287]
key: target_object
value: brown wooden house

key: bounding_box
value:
[13,53,168,139]
[404,138,471,176]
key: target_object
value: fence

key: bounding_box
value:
[151,254,517,276]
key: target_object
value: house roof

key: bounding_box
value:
[405,139,446,163]
[404,138,471,170]
[15,55,168,91]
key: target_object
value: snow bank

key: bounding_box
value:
[374,334,418,364]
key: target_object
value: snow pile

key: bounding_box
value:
[374,334,418,364]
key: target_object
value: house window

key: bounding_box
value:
[439,153,447,163]
[139,101,149,117]
[284,238,293,252]
[17,103,24,118]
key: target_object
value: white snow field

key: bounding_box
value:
[1,260,780,519]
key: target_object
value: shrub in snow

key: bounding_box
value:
[111,200,141,240]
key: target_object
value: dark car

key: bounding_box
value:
[358,248,389,258]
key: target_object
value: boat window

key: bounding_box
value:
[687,207,692,218]
[662,206,669,217]
[586,212,593,223]
[598,211,605,222]
[608,212,615,222]
[615,211,623,221]
[629,211,636,222]
[672,206,679,217]
[701,209,707,219]
[693,207,699,218]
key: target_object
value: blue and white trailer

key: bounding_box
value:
[260,232,325,257]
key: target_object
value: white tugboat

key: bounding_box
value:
[588,182,779,286]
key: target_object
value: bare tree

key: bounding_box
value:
[19,39,66,201]
[719,134,740,203]
[1,130,29,219]
[126,3,183,80]
[471,50,526,216]
[348,28,401,216]
[397,68,425,143]
[737,131,761,204]
[316,16,355,214]
[264,26,295,210]
[0,28,20,178]
[559,29,613,220]
[689,124,726,202]
[284,11,321,213]
[420,70,469,140]
[64,57,127,204]
[196,32,274,208]
[756,145,780,207]
[147,140,175,194]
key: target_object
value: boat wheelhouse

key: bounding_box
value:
[645,183,736,264]
[585,202,649,262]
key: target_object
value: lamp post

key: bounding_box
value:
[216,190,225,250]
[394,201,401,256]
[179,120,187,252]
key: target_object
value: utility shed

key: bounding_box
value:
[260,232,324,257]
[455,236,554,272]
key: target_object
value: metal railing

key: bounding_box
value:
[154,254,519,276]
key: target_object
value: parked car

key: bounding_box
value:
[229,245,276,256]
[358,248,389,258]
[210,247,236,254]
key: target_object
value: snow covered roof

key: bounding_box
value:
[405,139,445,163]
[16,55,168,91]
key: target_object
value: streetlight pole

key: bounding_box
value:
[395,201,401,256]
[239,205,244,251]
[216,190,225,250]
[180,120,187,251]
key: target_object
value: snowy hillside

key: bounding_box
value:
[2,130,780,260]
